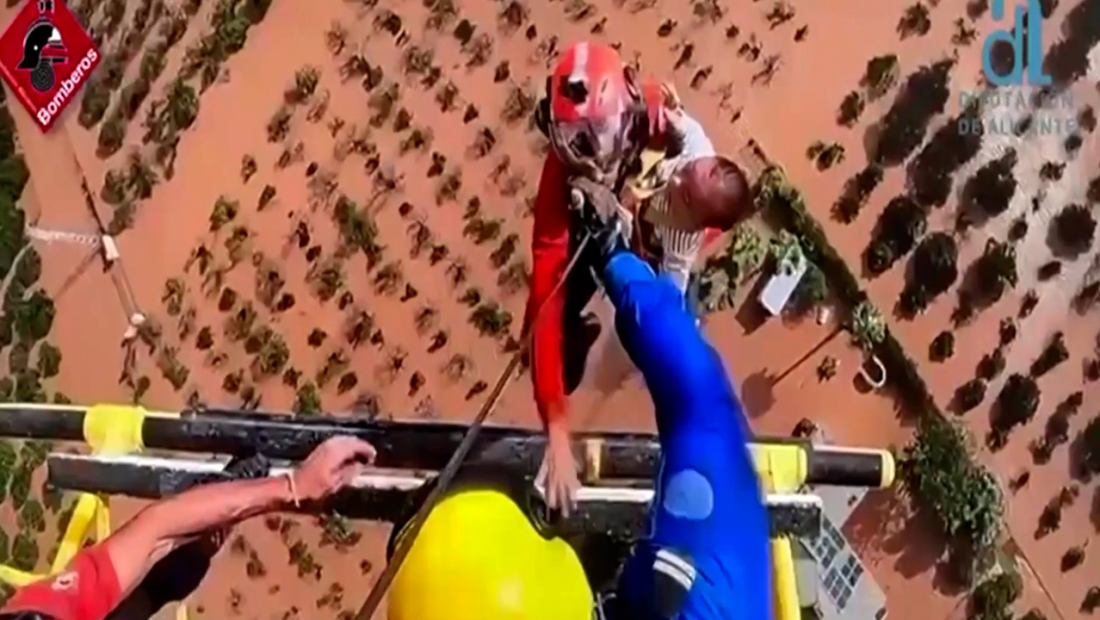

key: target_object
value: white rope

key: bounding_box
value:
[25,226,101,247]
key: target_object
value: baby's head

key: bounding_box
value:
[669,155,753,231]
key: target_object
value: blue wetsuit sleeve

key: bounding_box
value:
[601,252,772,620]
[600,251,748,442]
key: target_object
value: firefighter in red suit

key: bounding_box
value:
[527,42,688,513]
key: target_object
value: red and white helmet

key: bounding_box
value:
[547,42,636,180]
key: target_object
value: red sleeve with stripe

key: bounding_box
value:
[525,152,571,429]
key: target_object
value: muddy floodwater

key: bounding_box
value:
[3,0,1100,616]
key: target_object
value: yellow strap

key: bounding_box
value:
[0,493,108,586]
[624,149,668,199]
[0,565,41,587]
[771,537,800,620]
[83,405,147,454]
[177,603,189,620]
[0,403,163,587]
[95,497,111,541]
[50,494,106,573]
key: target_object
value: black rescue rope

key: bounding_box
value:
[353,231,596,620]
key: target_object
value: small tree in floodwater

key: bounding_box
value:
[162,277,186,316]
[325,21,348,55]
[466,380,489,400]
[897,3,932,38]
[469,302,512,338]
[899,232,958,316]
[428,330,448,353]
[337,371,359,395]
[408,371,426,397]
[498,261,531,297]
[345,311,374,349]
[953,378,986,413]
[967,239,1018,309]
[989,373,1040,448]
[375,346,407,386]
[240,154,257,183]
[224,302,258,342]
[463,33,493,69]
[864,195,928,276]
[265,104,293,143]
[861,54,900,101]
[400,283,419,303]
[429,243,449,266]
[501,83,536,126]
[833,165,884,223]
[463,216,503,245]
[307,258,345,302]
[930,331,955,362]
[209,195,239,232]
[308,329,328,349]
[373,261,404,297]
[407,220,433,260]
[1052,203,1096,258]
[960,150,1018,228]
[316,350,350,389]
[447,258,470,288]
[285,66,320,105]
[837,91,865,127]
[490,234,519,269]
[459,287,481,307]
[414,305,439,336]
[195,326,214,351]
[251,332,289,380]
[435,170,463,205]
[125,150,158,199]
[1029,332,1068,378]
[442,353,473,383]
[156,346,189,391]
[872,59,954,167]
[294,382,322,415]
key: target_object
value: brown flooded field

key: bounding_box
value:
[2,0,1100,617]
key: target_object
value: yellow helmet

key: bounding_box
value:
[388,488,594,620]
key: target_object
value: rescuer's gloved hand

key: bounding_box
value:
[568,177,629,262]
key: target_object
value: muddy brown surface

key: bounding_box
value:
[6,0,1100,616]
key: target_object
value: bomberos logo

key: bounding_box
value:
[0,0,102,132]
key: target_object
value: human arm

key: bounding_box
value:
[648,108,714,291]
[656,225,703,293]
[602,250,770,619]
[599,250,748,444]
[526,152,572,431]
[525,152,582,512]
[101,437,374,607]
[667,110,715,161]
[102,476,291,599]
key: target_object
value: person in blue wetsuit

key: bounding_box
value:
[592,210,772,620]
[386,177,770,620]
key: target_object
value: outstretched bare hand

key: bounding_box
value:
[293,436,377,502]
[538,424,580,517]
